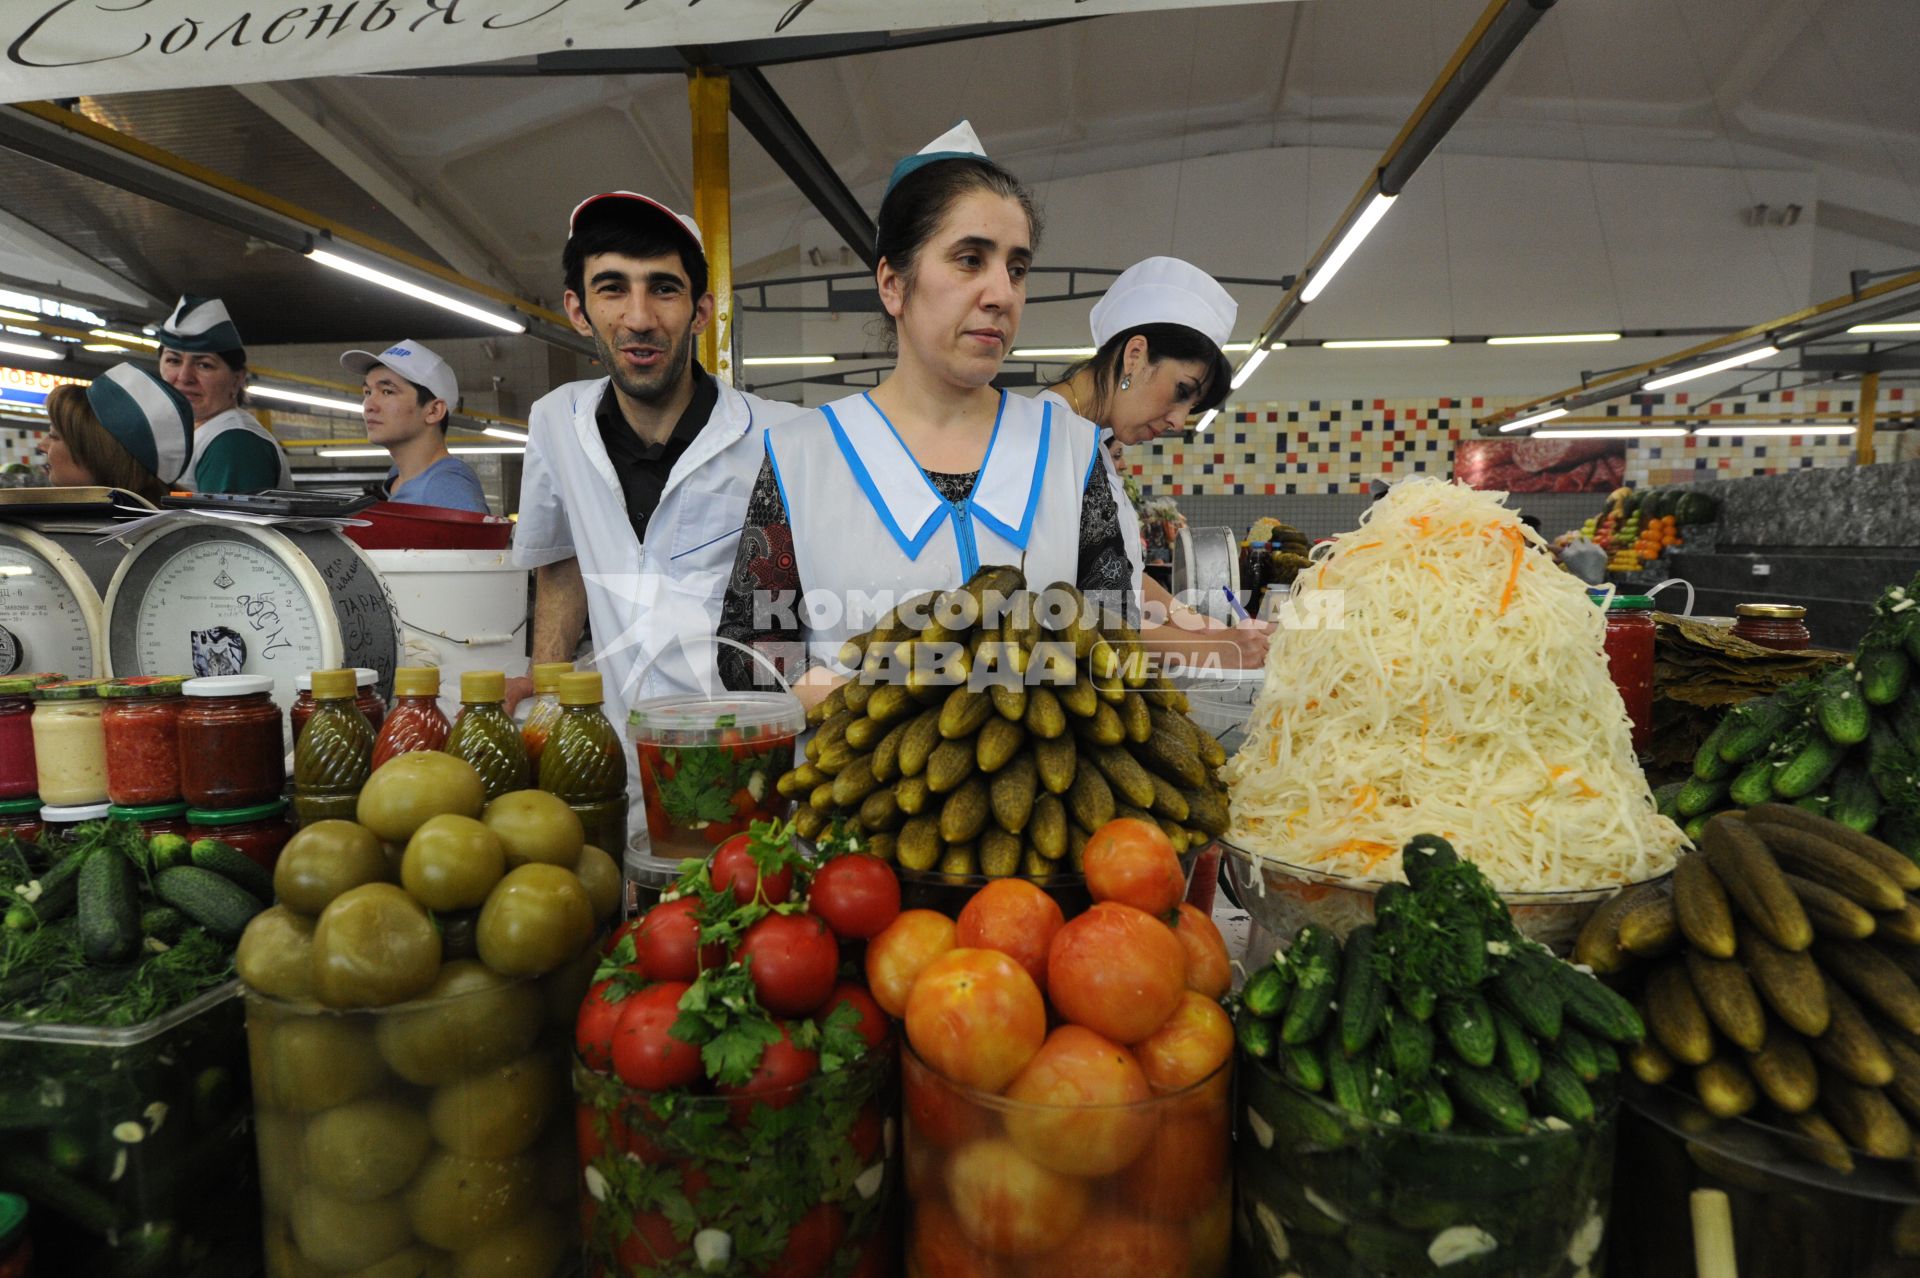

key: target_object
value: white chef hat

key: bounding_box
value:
[1090,256,1237,351]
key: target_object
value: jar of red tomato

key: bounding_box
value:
[100,676,187,806]
[187,800,293,871]
[1596,594,1656,756]
[1733,602,1812,651]
[0,676,46,802]
[0,798,41,842]
[291,668,386,745]
[179,676,286,809]
[108,801,192,839]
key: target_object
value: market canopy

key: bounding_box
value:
[0,0,1293,102]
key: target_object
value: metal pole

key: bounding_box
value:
[1857,371,1880,466]
[688,69,735,385]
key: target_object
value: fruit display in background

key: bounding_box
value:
[574,820,902,1276]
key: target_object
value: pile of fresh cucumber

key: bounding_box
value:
[1234,835,1645,1136]
[1670,571,1920,853]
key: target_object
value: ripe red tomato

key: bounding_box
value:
[574,1102,607,1164]
[905,948,1046,1093]
[820,982,891,1050]
[1170,903,1231,1000]
[1052,1214,1187,1278]
[865,909,958,1018]
[574,978,625,1073]
[954,879,1064,995]
[808,853,901,941]
[759,1202,846,1278]
[635,896,727,982]
[601,915,642,958]
[1134,990,1233,1094]
[738,912,840,1017]
[946,1138,1089,1257]
[848,1102,885,1164]
[912,1199,1016,1278]
[610,981,701,1091]
[717,1020,820,1124]
[1002,1025,1153,1176]
[1047,903,1186,1045]
[711,833,795,906]
[1083,819,1185,915]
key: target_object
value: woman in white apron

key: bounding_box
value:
[156,294,295,493]
[716,123,1129,705]
[1041,257,1271,669]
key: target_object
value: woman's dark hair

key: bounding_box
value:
[1061,322,1232,421]
[875,158,1043,332]
[45,384,168,501]
[563,217,708,303]
[159,344,249,409]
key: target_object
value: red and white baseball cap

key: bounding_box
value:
[567,192,704,257]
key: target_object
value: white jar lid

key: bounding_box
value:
[41,803,111,821]
[182,675,275,698]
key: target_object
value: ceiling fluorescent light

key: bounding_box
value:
[1643,345,1778,390]
[1193,409,1219,434]
[1301,192,1397,303]
[450,446,525,455]
[1487,333,1622,345]
[1849,322,1920,334]
[1010,347,1096,359]
[249,384,363,414]
[1500,407,1568,432]
[1534,427,1688,439]
[308,247,527,334]
[482,426,529,441]
[0,338,60,361]
[1323,338,1451,350]
[741,355,836,366]
[1691,423,1856,438]
[0,308,36,323]
[89,328,159,348]
[1229,347,1271,390]
[317,448,389,458]
[82,343,128,353]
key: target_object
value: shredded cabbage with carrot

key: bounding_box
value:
[1224,478,1685,892]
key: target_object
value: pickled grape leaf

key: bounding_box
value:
[657,746,740,828]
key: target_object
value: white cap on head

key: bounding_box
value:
[566,192,705,254]
[1089,256,1237,351]
[340,340,459,410]
[885,121,991,198]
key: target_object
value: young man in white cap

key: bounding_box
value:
[508,191,805,726]
[340,340,489,513]
[155,294,294,494]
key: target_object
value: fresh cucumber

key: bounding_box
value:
[1395,982,1437,1023]
[1438,993,1498,1068]
[22,846,90,925]
[1773,734,1845,800]
[1816,671,1872,746]
[1860,645,1912,707]
[1280,926,1339,1045]
[1336,924,1385,1057]
[1592,1037,1622,1076]
[1492,949,1564,1040]
[1718,694,1801,764]
[1439,1061,1530,1135]
[1676,775,1731,819]
[1236,1006,1276,1061]
[1324,1040,1368,1114]
[1683,811,1718,843]
[147,833,191,872]
[1492,1004,1544,1088]
[1541,952,1646,1043]
[1693,719,1737,781]
[188,837,274,902]
[153,866,264,939]
[1533,1059,1597,1124]
[1893,692,1920,756]
[1729,755,1779,808]
[1830,765,1883,834]
[1242,962,1290,1019]
[1382,1006,1435,1079]
[77,848,139,963]
[140,906,188,944]
[1278,1041,1325,1093]
[1400,835,1458,890]
[1416,1077,1454,1133]
[1556,1025,1603,1083]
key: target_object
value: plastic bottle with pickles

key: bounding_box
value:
[445,671,530,802]
[537,671,627,859]
[292,668,375,826]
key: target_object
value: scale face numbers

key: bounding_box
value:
[133,539,327,680]
[0,542,97,676]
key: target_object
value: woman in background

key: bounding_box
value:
[38,364,195,503]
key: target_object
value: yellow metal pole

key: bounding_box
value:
[688,69,734,385]
[1857,371,1880,466]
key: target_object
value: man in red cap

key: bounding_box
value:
[510,193,804,736]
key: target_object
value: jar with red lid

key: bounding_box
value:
[100,676,187,806]
[0,675,55,801]
[107,801,191,839]
[186,800,293,871]
[178,675,286,809]
[0,798,41,842]
[1596,593,1656,756]
[1733,602,1812,651]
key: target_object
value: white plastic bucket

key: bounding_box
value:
[364,548,528,726]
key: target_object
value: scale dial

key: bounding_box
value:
[130,538,329,680]
[0,536,103,677]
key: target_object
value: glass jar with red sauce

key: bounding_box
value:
[178,675,286,809]
[0,676,58,801]
[1597,593,1656,756]
[292,668,386,746]
[0,798,41,842]
[187,799,294,871]
[100,676,187,806]
[107,801,191,839]
[1733,602,1812,651]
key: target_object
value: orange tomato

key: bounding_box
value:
[1135,991,1234,1094]
[1187,1184,1234,1276]
[1046,903,1186,1045]
[867,909,958,1018]
[1169,903,1231,1000]
[1117,1107,1230,1218]
[904,1048,997,1152]
[1082,819,1185,916]
[1043,1215,1187,1278]
[1002,1025,1152,1176]
[946,1138,1087,1258]
[955,879,1065,996]
[912,1199,1018,1278]
[906,948,1047,1092]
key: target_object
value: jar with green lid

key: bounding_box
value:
[293,669,374,827]
[520,660,573,766]
[30,679,110,806]
[100,675,188,807]
[0,798,41,842]
[187,799,293,870]
[107,800,190,839]
[538,671,627,857]
[447,670,529,802]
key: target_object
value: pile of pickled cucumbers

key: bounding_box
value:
[1580,805,1920,1170]
[1235,835,1645,1134]
[0,822,267,1026]
[1670,570,1920,853]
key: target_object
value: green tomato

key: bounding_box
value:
[305,1099,432,1201]
[404,1151,538,1252]
[312,883,443,1009]
[236,906,316,1001]
[482,790,584,869]
[374,960,544,1086]
[275,821,391,916]
[402,815,507,912]
[358,750,487,843]
[476,864,594,978]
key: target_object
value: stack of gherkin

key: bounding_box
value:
[777,565,1231,881]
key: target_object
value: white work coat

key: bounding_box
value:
[182,407,294,492]
[763,389,1101,670]
[514,376,801,712]
[1038,390,1145,600]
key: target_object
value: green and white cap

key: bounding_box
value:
[158,294,243,354]
[84,364,194,485]
[885,120,989,198]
